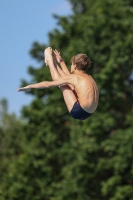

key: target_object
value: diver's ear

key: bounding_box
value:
[74,64,77,70]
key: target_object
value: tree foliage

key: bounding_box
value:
[1,0,133,199]
[0,99,24,198]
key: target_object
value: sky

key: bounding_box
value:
[0,0,72,116]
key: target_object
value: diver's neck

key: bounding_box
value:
[72,70,86,75]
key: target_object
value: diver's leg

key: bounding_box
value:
[59,85,78,112]
[45,47,77,111]
[45,47,68,81]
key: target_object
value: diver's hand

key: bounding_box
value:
[53,49,64,63]
[17,85,31,92]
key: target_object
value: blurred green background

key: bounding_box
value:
[0,0,133,199]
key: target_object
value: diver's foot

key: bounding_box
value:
[44,47,53,66]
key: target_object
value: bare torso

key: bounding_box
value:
[72,73,99,113]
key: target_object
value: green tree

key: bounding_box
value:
[1,0,133,199]
[0,99,24,198]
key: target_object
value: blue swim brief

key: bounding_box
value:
[70,102,92,120]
